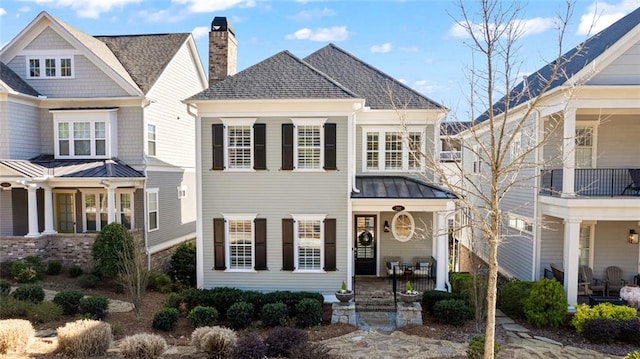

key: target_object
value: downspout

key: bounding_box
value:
[141,98,152,270]
[351,103,362,194]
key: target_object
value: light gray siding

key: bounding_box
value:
[25,27,74,50]
[117,107,145,166]
[201,115,349,293]
[498,228,534,280]
[590,114,640,168]
[146,170,196,248]
[588,42,640,85]
[0,101,40,159]
[0,190,13,235]
[592,221,639,284]
[145,42,203,169]
[377,211,433,274]
[539,215,564,278]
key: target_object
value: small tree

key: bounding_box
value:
[117,237,149,321]
[92,223,135,277]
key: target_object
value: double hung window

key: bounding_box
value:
[363,127,424,171]
[293,215,325,271]
[27,56,74,78]
[225,215,256,271]
[147,189,159,231]
[52,109,117,159]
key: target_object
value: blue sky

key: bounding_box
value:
[1,0,637,119]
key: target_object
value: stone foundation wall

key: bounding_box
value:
[148,239,195,272]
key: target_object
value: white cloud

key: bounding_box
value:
[285,26,349,42]
[411,80,440,94]
[25,0,141,19]
[172,0,254,13]
[398,78,408,84]
[136,8,188,23]
[449,17,555,39]
[191,26,208,40]
[289,7,335,21]
[0,8,6,16]
[577,0,637,35]
[370,42,392,53]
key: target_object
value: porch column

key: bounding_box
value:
[107,185,116,223]
[42,185,57,234]
[562,109,576,197]
[25,184,40,237]
[563,219,581,311]
[435,211,448,291]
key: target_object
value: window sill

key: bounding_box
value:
[148,228,159,232]
[224,168,256,172]
[224,269,257,273]
[293,270,326,274]
[292,169,325,173]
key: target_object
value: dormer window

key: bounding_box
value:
[27,55,74,78]
[51,108,118,159]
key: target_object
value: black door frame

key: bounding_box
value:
[354,214,377,276]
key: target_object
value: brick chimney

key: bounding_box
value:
[209,17,237,88]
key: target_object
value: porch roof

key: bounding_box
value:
[0,155,144,179]
[352,176,457,199]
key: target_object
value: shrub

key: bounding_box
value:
[581,318,620,344]
[296,298,322,327]
[262,291,324,316]
[618,319,640,345]
[433,299,471,326]
[119,333,167,359]
[147,272,173,293]
[449,272,474,299]
[110,321,124,336]
[53,290,84,315]
[466,334,501,359]
[191,326,237,357]
[79,296,109,320]
[68,266,83,278]
[264,326,307,358]
[626,352,640,359]
[210,287,243,319]
[226,301,254,329]
[0,261,13,279]
[169,242,196,287]
[0,319,34,354]
[152,307,179,331]
[261,302,289,327]
[164,292,183,309]
[241,290,266,315]
[230,334,267,359]
[11,259,44,283]
[92,222,135,277]
[27,301,63,323]
[78,273,100,288]
[0,296,31,319]
[188,306,218,328]
[570,302,637,333]
[523,278,567,328]
[12,284,45,303]
[57,319,112,357]
[0,279,10,296]
[422,290,455,314]
[498,280,534,319]
[45,260,62,275]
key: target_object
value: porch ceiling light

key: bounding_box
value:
[392,205,405,212]
[629,229,639,244]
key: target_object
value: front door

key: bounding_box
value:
[56,193,75,233]
[355,215,376,275]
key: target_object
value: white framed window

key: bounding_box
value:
[578,223,595,268]
[147,188,159,231]
[292,214,326,271]
[575,124,596,168]
[177,186,187,199]
[51,109,117,159]
[222,118,256,170]
[507,213,533,234]
[82,189,134,231]
[293,118,326,171]
[224,214,257,271]
[510,132,523,161]
[362,127,424,172]
[472,144,482,173]
[27,55,74,78]
[147,123,157,156]
[391,211,414,242]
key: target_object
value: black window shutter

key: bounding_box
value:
[254,218,267,270]
[282,218,294,270]
[253,123,266,170]
[212,124,224,170]
[324,218,337,271]
[281,123,294,170]
[324,123,337,170]
[213,218,226,270]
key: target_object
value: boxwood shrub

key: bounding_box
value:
[152,308,180,331]
[53,290,84,315]
[261,302,288,327]
[497,280,534,319]
[226,301,254,329]
[523,278,567,328]
[188,306,218,328]
[433,299,471,326]
[422,290,455,314]
[295,298,322,327]
[11,284,45,304]
[79,296,109,320]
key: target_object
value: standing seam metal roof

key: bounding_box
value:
[352,176,457,199]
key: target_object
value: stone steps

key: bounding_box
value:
[355,291,396,312]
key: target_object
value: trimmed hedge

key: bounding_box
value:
[498,280,534,319]
[422,290,455,314]
[523,279,567,328]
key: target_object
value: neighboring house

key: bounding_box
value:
[459,8,640,308]
[186,18,457,296]
[0,11,206,269]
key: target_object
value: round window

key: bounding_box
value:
[392,211,414,242]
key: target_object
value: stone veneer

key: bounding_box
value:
[0,231,191,272]
[331,302,356,326]
[396,302,423,327]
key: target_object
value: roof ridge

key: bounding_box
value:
[95,33,191,38]
[283,50,360,98]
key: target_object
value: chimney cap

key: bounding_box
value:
[211,17,234,35]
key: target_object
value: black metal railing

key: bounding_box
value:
[390,262,435,307]
[540,168,640,197]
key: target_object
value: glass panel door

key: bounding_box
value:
[355,215,376,275]
[56,193,75,233]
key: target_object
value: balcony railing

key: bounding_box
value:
[540,168,640,197]
[440,151,462,162]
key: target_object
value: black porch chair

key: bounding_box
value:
[622,169,640,195]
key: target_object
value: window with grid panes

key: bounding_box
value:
[228,125,252,169]
[366,133,379,170]
[575,127,593,168]
[27,56,73,78]
[385,132,403,170]
[297,220,321,270]
[229,219,253,270]
[408,132,421,169]
[297,125,321,169]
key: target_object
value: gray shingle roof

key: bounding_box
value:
[304,44,445,110]
[352,176,457,199]
[187,50,358,101]
[441,121,470,136]
[476,7,640,123]
[0,62,40,96]
[95,34,190,94]
[0,156,144,179]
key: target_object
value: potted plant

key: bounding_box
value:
[399,281,420,303]
[335,281,353,304]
